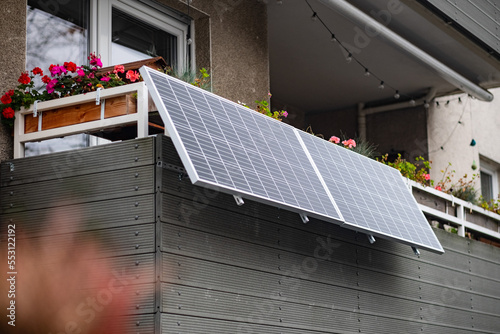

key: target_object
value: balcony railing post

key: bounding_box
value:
[456,203,466,237]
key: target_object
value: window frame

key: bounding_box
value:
[480,160,499,202]
[90,0,193,69]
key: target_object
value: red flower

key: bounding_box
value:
[18,72,31,85]
[42,75,52,83]
[1,94,12,105]
[113,64,125,74]
[435,185,442,191]
[32,67,43,75]
[6,90,14,97]
[2,107,15,119]
[64,61,77,72]
[126,70,140,82]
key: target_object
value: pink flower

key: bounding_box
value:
[425,174,431,181]
[435,186,442,191]
[342,139,356,148]
[329,136,340,144]
[100,76,110,82]
[49,65,66,76]
[126,70,140,82]
[89,53,103,68]
[113,65,125,74]
[282,111,288,118]
[46,79,58,94]
[77,68,85,76]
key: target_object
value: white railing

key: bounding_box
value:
[13,82,150,158]
[407,179,500,241]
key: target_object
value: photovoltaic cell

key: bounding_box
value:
[140,66,444,254]
[141,67,343,222]
[297,131,444,253]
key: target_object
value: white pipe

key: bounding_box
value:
[358,88,437,140]
[318,0,494,102]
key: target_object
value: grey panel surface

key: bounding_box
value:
[424,0,500,55]
[1,165,154,213]
[1,194,155,238]
[0,136,155,186]
[298,131,444,254]
[142,67,343,223]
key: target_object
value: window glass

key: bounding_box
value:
[111,7,177,67]
[481,171,494,202]
[27,0,89,72]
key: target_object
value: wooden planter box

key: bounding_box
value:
[24,94,137,133]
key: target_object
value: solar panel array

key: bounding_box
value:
[140,66,444,254]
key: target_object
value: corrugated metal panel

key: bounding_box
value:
[12,223,155,258]
[0,136,155,186]
[1,165,154,213]
[1,194,155,238]
[110,314,155,334]
[82,282,156,314]
[424,0,500,54]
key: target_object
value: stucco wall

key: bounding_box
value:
[428,90,500,195]
[161,0,269,108]
[0,1,26,162]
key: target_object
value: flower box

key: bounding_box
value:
[23,93,137,133]
[14,82,152,158]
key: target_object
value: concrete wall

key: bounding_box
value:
[428,90,500,197]
[0,1,26,162]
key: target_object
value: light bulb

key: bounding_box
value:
[378,81,384,89]
[277,0,283,4]
[331,34,337,42]
[346,53,352,63]
[364,68,370,77]
[424,100,430,109]
[394,90,400,99]
[311,13,318,21]
[409,99,416,106]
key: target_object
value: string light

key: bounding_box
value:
[302,0,417,100]
[277,0,283,4]
[424,100,430,109]
[409,99,416,106]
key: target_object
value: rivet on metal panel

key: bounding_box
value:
[10,204,14,208]
[177,322,181,326]
[135,173,139,178]
[419,307,422,310]
[279,319,282,322]
[135,186,139,191]
[177,275,181,279]
[10,191,13,196]
[136,305,140,309]
[178,232,181,237]
[136,291,140,295]
[135,231,140,236]
[178,292,181,296]
[136,321,140,326]
[135,157,139,162]
[177,246,181,250]
[135,215,139,220]
[135,261,140,266]
[135,274,140,279]
[278,280,281,285]
[135,244,140,249]
[279,307,282,310]
[10,176,14,181]
[278,266,281,270]
[8,163,15,172]
[9,219,13,223]
[178,306,182,309]
[135,202,139,207]
[135,144,139,149]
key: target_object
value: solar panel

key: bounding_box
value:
[141,67,343,223]
[140,66,444,255]
[297,132,444,254]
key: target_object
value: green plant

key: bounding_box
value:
[0,53,141,127]
[238,92,288,121]
[378,153,433,186]
[164,66,211,91]
[434,163,479,204]
[479,196,500,215]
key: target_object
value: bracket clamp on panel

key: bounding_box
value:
[367,234,376,244]
[300,213,309,224]
[411,246,420,256]
[233,195,244,206]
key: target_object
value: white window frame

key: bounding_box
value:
[480,160,499,202]
[89,0,193,70]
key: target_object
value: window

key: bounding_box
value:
[480,158,499,203]
[25,0,191,156]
